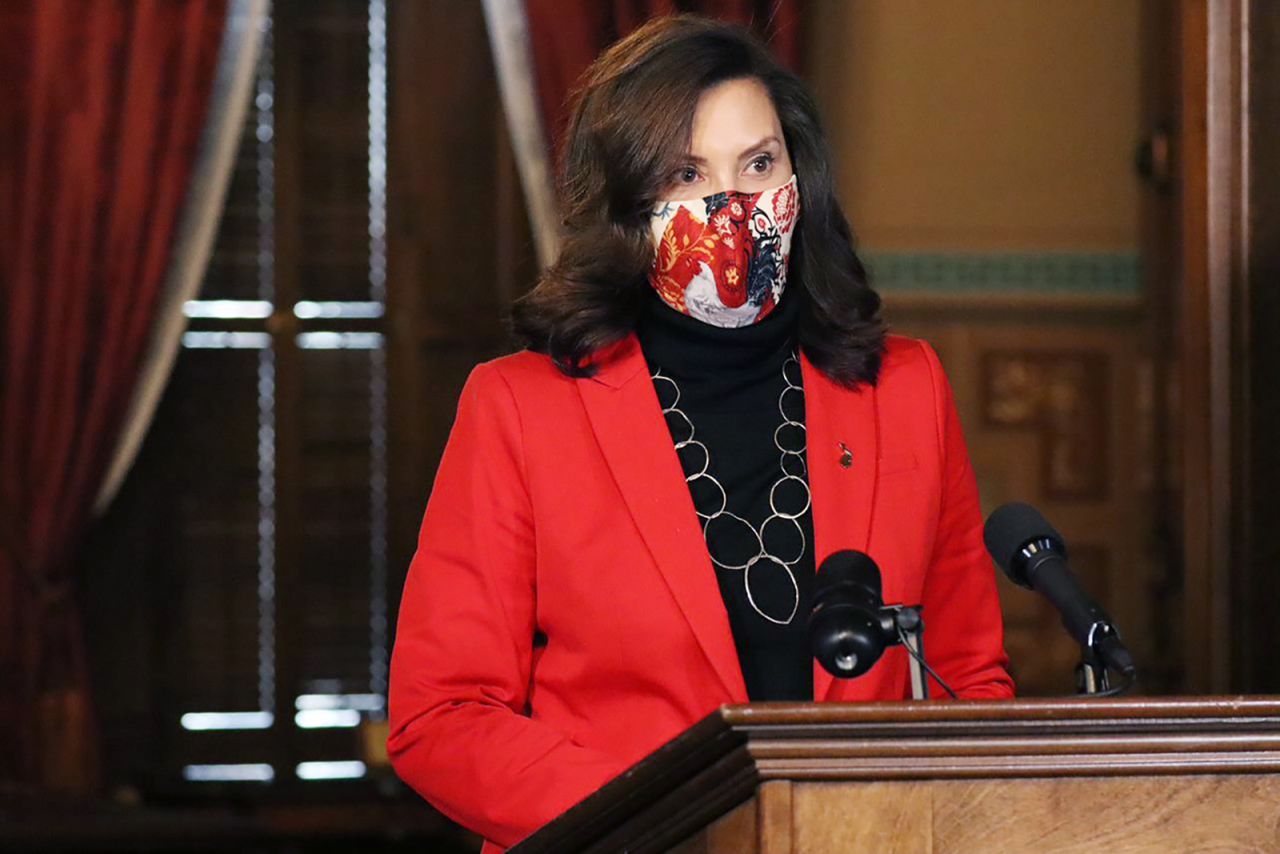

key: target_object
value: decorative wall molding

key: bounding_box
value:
[981,350,1110,501]
[866,252,1141,296]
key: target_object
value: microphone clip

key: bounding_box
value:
[864,603,931,701]
[1077,621,1133,696]
[881,604,929,700]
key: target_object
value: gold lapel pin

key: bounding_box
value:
[838,442,853,469]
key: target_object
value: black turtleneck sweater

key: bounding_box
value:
[636,290,815,701]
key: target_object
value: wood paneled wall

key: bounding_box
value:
[886,298,1173,696]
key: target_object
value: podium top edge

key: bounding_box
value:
[717,695,1280,725]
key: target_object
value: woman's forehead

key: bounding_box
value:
[688,78,783,159]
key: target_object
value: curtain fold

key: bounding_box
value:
[0,0,229,791]
[94,0,266,517]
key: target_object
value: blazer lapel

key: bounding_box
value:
[578,335,749,702]
[801,352,880,701]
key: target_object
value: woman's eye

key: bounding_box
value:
[677,166,699,184]
[749,154,774,174]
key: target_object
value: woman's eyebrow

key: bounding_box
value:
[684,136,781,164]
[736,136,781,159]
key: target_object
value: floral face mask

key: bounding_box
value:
[647,173,800,328]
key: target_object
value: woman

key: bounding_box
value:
[388,14,1013,851]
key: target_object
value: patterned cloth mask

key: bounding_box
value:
[647,173,800,328]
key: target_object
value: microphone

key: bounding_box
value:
[808,550,888,679]
[983,502,1136,679]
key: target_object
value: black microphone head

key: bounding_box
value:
[809,551,886,679]
[983,502,1067,589]
[814,549,882,605]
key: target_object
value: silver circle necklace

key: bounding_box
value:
[651,353,811,624]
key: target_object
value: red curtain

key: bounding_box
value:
[524,0,803,158]
[0,0,227,790]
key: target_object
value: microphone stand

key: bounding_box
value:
[1077,650,1110,694]
[1075,623,1116,695]
[880,604,928,700]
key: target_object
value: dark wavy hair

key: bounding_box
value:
[510,14,884,387]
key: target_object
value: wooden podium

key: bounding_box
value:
[511,697,1280,853]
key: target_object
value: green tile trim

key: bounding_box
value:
[864,252,1140,295]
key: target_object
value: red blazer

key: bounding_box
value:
[388,333,1013,851]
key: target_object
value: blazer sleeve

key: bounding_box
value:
[918,342,1016,699]
[387,362,627,848]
